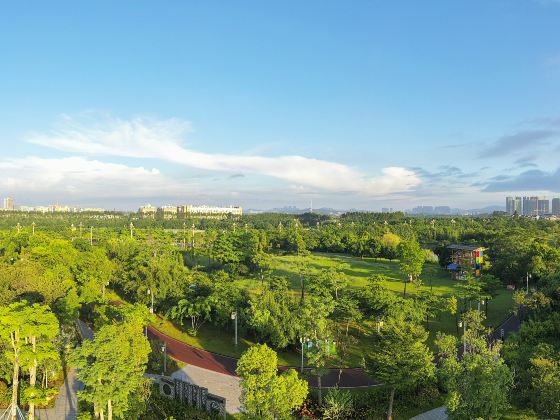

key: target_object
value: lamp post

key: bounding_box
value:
[182,222,186,248]
[161,343,167,375]
[376,317,384,333]
[526,272,531,294]
[191,224,195,251]
[130,222,134,239]
[231,311,238,346]
[300,337,307,373]
[459,320,466,354]
[147,289,154,314]
[31,222,36,235]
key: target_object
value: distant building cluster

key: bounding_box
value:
[506,196,560,217]
[1,197,105,213]
[139,204,243,218]
[410,205,452,215]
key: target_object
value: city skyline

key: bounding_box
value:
[1,1,559,210]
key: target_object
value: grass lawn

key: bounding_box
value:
[118,252,513,368]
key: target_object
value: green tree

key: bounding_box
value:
[397,240,424,296]
[236,344,308,419]
[363,317,435,420]
[71,309,151,420]
[437,338,513,420]
[529,353,560,418]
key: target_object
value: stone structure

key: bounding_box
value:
[158,376,226,418]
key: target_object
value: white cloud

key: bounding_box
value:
[28,114,421,196]
[0,156,189,199]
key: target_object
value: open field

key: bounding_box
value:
[140,252,513,367]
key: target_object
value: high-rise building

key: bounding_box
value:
[538,198,550,215]
[3,197,14,210]
[552,198,560,216]
[513,197,522,215]
[506,197,514,215]
[522,196,538,216]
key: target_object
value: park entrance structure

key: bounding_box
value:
[0,403,26,420]
[447,244,485,279]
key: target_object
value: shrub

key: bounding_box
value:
[322,387,354,419]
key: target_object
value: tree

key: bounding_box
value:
[71,308,151,420]
[397,240,424,296]
[529,355,560,418]
[363,317,435,420]
[0,301,60,420]
[20,304,60,420]
[437,338,513,420]
[167,296,212,336]
[236,344,308,419]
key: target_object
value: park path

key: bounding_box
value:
[36,320,93,420]
[147,326,378,388]
[410,407,448,420]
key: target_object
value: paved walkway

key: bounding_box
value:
[171,365,242,414]
[410,407,448,420]
[36,369,82,420]
[36,320,93,420]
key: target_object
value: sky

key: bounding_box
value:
[0,0,559,211]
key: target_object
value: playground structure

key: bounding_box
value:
[447,244,485,279]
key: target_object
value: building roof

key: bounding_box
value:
[447,244,483,251]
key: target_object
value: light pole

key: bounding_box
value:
[31,222,36,235]
[162,343,167,375]
[300,337,307,373]
[182,222,186,248]
[231,311,238,346]
[147,289,154,314]
[376,317,384,333]
[526,272,531,294]
[130,222,134,239]
[191,224,195,252]
[459,320,466,354]
[477,299,485,314]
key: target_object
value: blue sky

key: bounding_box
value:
[0,0,559,210]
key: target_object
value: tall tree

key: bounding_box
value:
[71,306,151,420]
[397,240,424,296]
[236,344,308,419]
[363,317,435,420]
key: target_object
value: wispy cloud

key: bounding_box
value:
[28,113,421,196]
[482,167,560,192]
[479,129,558,158]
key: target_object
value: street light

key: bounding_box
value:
[161,343,167,375]
[300,336,307,373]
[130,222,134,239]
[147,289,154,314]
[231,311,238,346]
[31,222,36,235]
[376,317,384,333]
[526,272,532,294]
[459,320,466,354]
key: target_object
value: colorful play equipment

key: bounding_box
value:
[447,244,485,279]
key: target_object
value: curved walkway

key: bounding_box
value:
[147,327,379,388]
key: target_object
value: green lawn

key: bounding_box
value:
[116,252,514,368]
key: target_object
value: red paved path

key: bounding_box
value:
[147,327,379,388]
